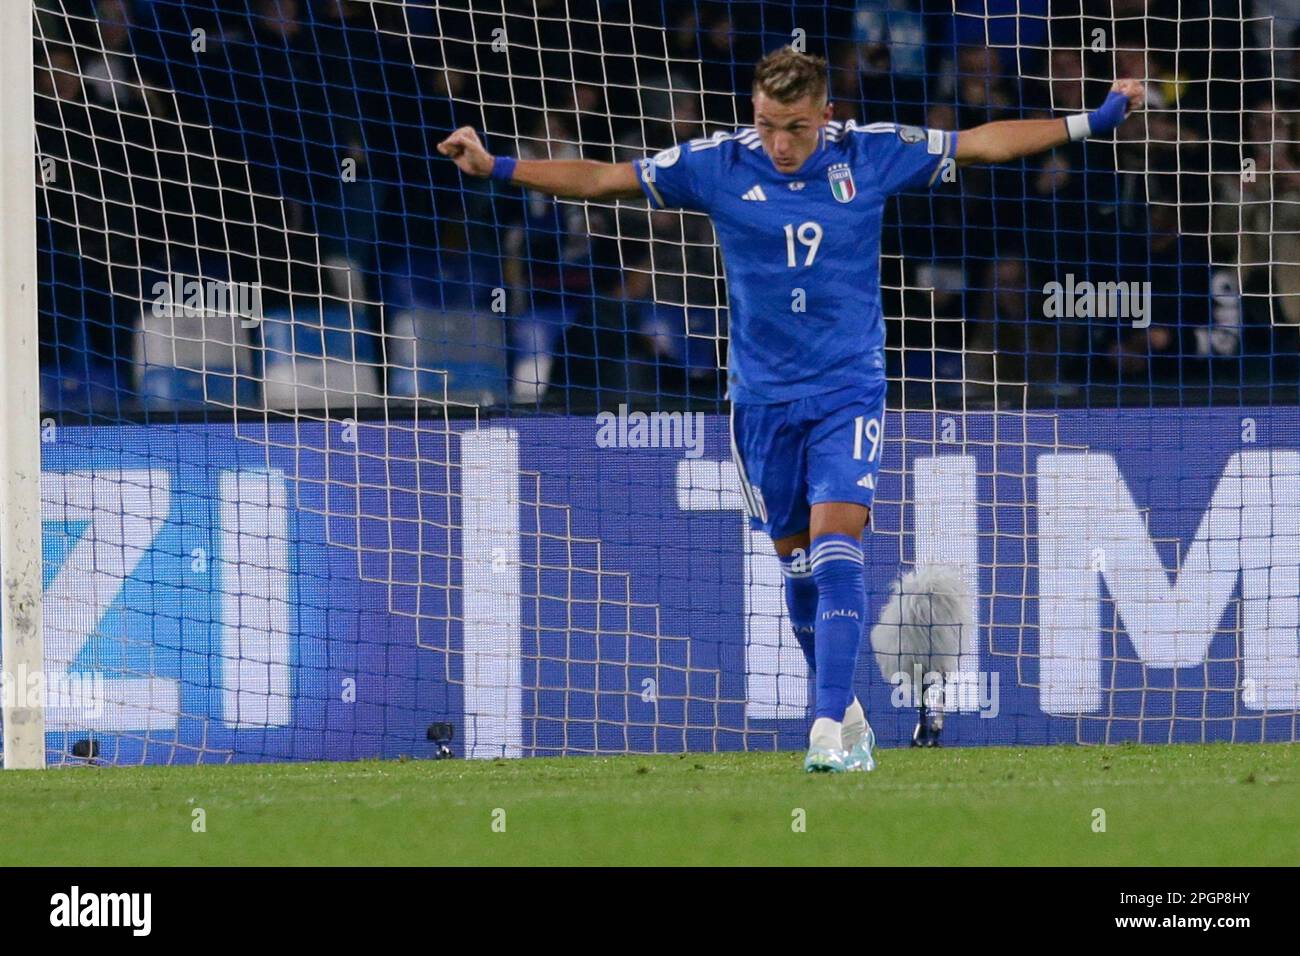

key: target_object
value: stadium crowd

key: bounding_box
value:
[33,0,1300,415]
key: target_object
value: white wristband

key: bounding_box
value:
[1065,113,1092,141]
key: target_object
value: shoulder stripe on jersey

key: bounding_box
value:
[927,131,954,187]
[689,128,756,151]
[830,120,898,138]
[637,158,667,208]
[827,120,897,142]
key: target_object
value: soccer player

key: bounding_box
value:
[439,46,1144,772]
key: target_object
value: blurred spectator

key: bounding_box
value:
[854,0,927,78]
[621,209,725,390]
[314,122,385,309]
[964,255,1028,401]
[81,0,148,112]
[937,50,1028,270]
[1104,201,1236,384]
[503,112,601,403]
[1253,6,1300,82]
[697,8,740,127]
[1214,98,1300,325]
[29,0,1290,415]
[1042,49,1084,112]
[965,255,1066,405]
[846,0,929,125]
[892,100,966,261]
[951,46,1017,127]
[950,0,1048,51]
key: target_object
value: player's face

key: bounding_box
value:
[753,91,831,173]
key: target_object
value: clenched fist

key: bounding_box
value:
[437,126,495,177]
[1110,78,1145,113]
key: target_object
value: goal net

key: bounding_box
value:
[4,0,1299,766]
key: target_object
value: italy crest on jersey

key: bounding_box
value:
[828,162,856,203]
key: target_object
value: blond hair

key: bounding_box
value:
[752,46,828,105]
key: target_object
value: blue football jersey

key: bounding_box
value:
[636,122,955,404]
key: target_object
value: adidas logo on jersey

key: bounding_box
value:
[857,473,876,489]
[741,185,767,201]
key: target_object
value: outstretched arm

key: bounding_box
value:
[955,79,1144,166]
[437,126,643,200]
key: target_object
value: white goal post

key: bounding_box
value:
[0,0,46,770]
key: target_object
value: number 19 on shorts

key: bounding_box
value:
[852,413,883,462]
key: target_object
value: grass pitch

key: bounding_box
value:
[2,743,1297,866]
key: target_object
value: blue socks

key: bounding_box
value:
[808,533,866,722]
[779,553,818,673]
[781,536,867,723]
